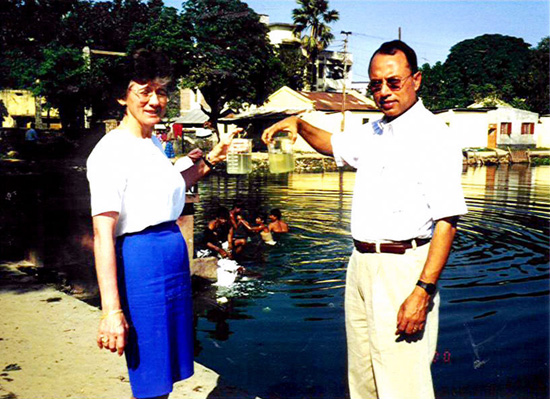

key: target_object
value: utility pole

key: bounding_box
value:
[340,31,351,132]
[398,27,401,40]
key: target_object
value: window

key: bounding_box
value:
[521,122,534,135]
[500,122,512,135]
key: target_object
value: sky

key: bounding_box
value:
[165,0,550,82]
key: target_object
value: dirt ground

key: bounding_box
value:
[0,261,259,399]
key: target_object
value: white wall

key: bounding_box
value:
[296,110,383,152]
[436,110,488,148]
[492,107,538,147]
[537,116,550,148]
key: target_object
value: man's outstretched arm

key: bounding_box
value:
[262,116,334,156]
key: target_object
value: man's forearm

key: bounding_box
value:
[419,216,459,284]
[296,118,334,156]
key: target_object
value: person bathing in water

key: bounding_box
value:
[268,208,289,233]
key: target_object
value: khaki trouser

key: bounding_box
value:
[345,244,439,399]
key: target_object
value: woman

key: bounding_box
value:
[86,49,237,399]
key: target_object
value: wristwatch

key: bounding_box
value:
[416,280,437,295]
[202,155,214,169]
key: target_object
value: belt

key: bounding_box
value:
[353,238,431,255]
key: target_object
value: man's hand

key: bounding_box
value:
[262,116,300,144]
[396,286,431,335]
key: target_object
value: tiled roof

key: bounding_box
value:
[299,91,377,112]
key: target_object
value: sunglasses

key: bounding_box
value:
[368,74,413,93]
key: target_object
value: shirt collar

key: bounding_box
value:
[373,99,427,137]
[386,98,425,127]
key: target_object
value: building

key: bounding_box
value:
[434,101,541,149]
[536,115,550,148]
[221,86,381,152]
[261,15,352,93]
[0,89,60,129]
[314,50,353,92]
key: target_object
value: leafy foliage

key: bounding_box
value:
[292,0,339,90]
[180,0,285,130]
[420,34,549,114]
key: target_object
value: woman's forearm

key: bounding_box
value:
[92,213,121,312]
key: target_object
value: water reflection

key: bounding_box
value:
[0,163,548,398]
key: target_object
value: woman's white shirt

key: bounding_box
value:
[87,128,186,237]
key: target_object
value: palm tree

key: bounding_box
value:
[292,0,339,91]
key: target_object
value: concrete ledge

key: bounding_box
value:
[191,257,219,280]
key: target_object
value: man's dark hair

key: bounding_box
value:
[232,200,245,210]
[216,206,230,220]
[270,208,282,220]
[369,40,419,74]
[113,49,173,100]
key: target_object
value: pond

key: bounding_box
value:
[191,165,550,399]
[1,161,548,399]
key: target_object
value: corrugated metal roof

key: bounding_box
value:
[220,108,304,122]
[171,109,209,125]
[298,91,376,112]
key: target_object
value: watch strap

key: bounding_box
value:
[416,280,436,295]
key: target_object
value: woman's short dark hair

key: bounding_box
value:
[113,49,173,100]
[369,40,419,74]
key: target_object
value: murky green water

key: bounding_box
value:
[1,162,548,399]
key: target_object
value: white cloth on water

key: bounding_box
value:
[215,259,242,287]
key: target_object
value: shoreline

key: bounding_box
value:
[0,261,260,399]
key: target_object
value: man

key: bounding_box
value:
[229,201,249,257]
[262,40,467,399]
[268,208,289,233]
[25,123,38,142]
[204,206,233,259]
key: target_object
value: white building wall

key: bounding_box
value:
[537,115,550,148]
[492,107,538,147]
[268,28,296,46]
[436,110,488,148]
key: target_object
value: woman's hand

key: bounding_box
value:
[207,128,242,164]
[97,310,129,356]
[186,148,203,163]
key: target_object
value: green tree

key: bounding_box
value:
[419,61,458,110]
[275,43,308,91]
[0,0,173,130]
[525,37,549,114]
[180,0,285,135]
[291,0,339,91]
[422,34,534,111]
[34,44,89,132]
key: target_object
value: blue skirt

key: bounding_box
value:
[116,221,194,398]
